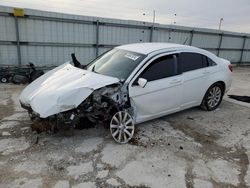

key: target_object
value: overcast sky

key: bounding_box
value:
[1,0,250,33]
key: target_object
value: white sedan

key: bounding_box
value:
[20,43,232,143]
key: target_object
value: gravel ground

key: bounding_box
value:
[0,67,250,188]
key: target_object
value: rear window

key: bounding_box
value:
[207,57,217,66]
[178,52,203,73]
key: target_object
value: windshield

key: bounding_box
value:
[87,49,146,80]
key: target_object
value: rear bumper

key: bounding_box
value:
[224,75,232,94]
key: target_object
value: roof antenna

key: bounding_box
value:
[182,37,188,45]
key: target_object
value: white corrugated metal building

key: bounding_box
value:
[0,5,249,67]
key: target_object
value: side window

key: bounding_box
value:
[202,55,208,67]
[202,55,217,67]
[178,52,204,73]
[207,57,217,66]
[140,55,177,82]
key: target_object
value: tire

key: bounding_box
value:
[0,77,8,83]
[12,75,29,84]
[200,83,224,111]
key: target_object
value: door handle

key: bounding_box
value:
[170,79,181,84]
[203,70,210,74]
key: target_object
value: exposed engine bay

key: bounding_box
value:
[31,83,131,131]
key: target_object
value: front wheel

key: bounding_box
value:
[110,111,135,144]
[200,84,223,111]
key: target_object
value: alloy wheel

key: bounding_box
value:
[110,111,135,144]
[207,86,222,108]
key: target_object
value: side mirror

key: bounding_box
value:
[138,78,147,88]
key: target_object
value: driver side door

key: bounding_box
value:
[129,53,182,123]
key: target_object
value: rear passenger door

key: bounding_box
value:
[178,52,208,108]
[202,56,218,78]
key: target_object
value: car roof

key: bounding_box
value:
[116,42,200,55]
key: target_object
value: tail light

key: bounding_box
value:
[228,64,233,72]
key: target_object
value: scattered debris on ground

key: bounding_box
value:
[228,95,250,103]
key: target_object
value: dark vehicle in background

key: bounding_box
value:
[0,67,14,83]
[0,63,44,84]
[12,63,44,84]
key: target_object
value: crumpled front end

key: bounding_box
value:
[19,62,133,132]
[19,62,120,119]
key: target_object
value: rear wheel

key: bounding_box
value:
[110,111,135,144]
[200,83,223,111]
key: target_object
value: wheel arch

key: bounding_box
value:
[200,80,226,110]
[210,81,226,95]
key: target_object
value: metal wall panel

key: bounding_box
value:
[0,5,250,67]
[18,18,96,44]
[244,38,250,49]
[20,46,95,66]
[221,36,244,49]
[219,50,242,62]
[156,30,171,42]
[0,45,18,65]
[0,16,16,41]
[168,31,191,44]
[99,26,150,45]
[157,30,191,44]
[192,34,220,48]
[242,51,250,63]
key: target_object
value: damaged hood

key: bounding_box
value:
[19,62,120,118]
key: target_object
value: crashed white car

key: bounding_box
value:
[20,43,232,143]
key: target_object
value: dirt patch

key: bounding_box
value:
[166,118,250,187]
[167,119,219,145]
[238,147,249,188]
[129,128,148,147]
[185,164,194,188]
